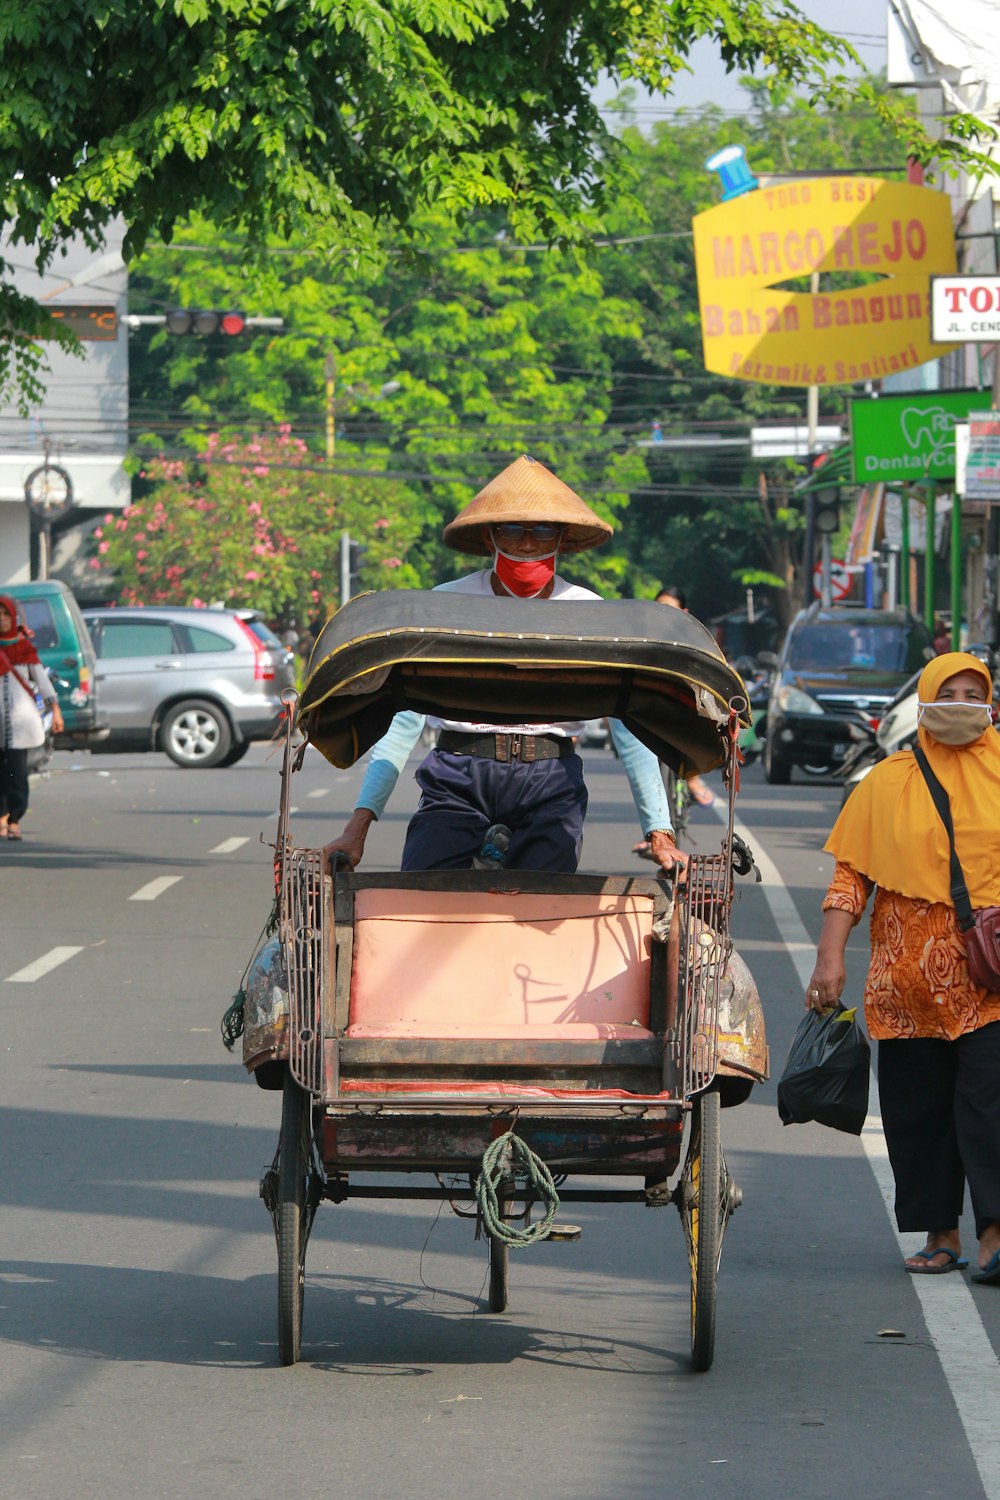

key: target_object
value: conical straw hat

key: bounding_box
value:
[442,455,613,556]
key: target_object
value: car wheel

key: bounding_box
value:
[763,733,792,785]
[160,700,233,769]
[217,739,251,768]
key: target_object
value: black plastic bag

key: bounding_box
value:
[777,1004,871,1135]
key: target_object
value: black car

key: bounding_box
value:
[762,604,935,784]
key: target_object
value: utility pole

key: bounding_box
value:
[925,484,937,633]
[24,437,74,581]
[340,531,351,610]
[987,349,1000,647]
[325,353,336,460]
[806,271,833,608]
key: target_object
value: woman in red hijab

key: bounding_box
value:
[0,594,63,840]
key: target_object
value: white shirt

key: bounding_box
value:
[429,569,599,737]
[0,660,54,750]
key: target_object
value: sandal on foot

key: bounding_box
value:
[905,1247,968,1275]
[6,823,22,841]
[689,782,715,808]
[971,1249,1000,1285]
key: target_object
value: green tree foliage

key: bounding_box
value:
[127,210,648,597]
[6,0,994,406]
[0,1,857,260]
[96,427,423,620]
[126,80,928,618]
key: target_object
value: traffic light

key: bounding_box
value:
[165,309,246,336]
[348,540,368,581]
[802,450,841,535]
[813,487,841,534]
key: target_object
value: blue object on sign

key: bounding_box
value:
[705,144,757,200]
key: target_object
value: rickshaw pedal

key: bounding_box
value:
[545,1223,582,1242]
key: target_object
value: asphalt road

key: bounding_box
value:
[2,742,999,1500]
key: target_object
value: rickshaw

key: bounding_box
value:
[235,591,767,1372]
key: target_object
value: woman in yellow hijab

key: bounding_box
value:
[805,653,1000,1284]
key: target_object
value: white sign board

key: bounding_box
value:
[750,425,842,460]
[965,411,1000,500]
[931,275,1000,342]
[882,490,952,553]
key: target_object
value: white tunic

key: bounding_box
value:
[430,570,599,737]
[0,661,55,751]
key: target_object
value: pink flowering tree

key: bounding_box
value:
[96,428,423,622]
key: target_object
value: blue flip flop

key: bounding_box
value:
[970,1249,1000,1285]
[905,1247,969,1275]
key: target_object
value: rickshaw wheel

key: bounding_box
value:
[679,1090,729,1373]
[277,1069,312,1366]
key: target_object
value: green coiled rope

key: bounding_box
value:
[474,1130,561,1247]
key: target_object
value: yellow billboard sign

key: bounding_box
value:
[693,177,958,387]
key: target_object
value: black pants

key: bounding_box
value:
[0,748,29,823]
[878,1021,1000,1240]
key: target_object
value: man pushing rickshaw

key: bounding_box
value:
[229,452,766,1373]
[323,454,687,878]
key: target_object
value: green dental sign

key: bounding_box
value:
[850,389,985,484]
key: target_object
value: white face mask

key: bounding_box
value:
[917,700,993,745]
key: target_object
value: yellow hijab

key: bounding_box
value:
[825,652,1000,907]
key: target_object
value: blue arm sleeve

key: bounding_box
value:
[609,719,673,836]
[355,710,425,819]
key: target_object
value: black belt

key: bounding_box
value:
[437,730,574,763]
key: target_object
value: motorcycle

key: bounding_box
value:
[732,655,773,766]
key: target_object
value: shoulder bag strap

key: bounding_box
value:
[10,663,41,703]
[913,745,975,930]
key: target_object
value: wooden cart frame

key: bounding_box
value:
[249,592,760,1372]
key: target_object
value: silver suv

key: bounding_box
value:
[81,606,296,768]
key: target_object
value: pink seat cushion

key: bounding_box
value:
[347,888,655,1039]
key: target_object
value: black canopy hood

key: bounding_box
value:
[299,591,749,775]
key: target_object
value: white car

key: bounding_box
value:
[82,605,296,768]
[577,717,611,749]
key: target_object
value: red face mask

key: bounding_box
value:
[493,549,557,598]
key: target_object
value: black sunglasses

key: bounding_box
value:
[493,523,561,542]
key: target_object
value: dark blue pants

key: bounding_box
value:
[878,1021,1000,1239]
[401,749,588,873]
[0,748,29,822]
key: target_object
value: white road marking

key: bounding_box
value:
[209,837,249,854]
[6,946,85,983]
[717,802,1000,1498]
[306,788,329,799]
[128,876,183,902]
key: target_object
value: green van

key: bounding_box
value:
[5,580,108,748]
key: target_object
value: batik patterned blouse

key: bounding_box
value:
[823,861,1000,1040]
